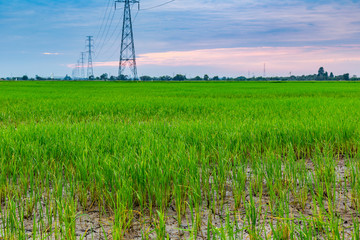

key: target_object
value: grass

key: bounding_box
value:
[0,81,360,239]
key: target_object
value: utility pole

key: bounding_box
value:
[81,52,86,79]
[115,0,139,80]
[86,36,94,78]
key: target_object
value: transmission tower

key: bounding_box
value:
[115,0,139,80]
[72,68,76,80]
[81,52,86,79]
[76,60,80,79]
[263,63,266,78]
[86,36,94,78]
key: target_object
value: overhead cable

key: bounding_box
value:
[140,0,176,11]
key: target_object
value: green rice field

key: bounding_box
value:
[1,81,360,239]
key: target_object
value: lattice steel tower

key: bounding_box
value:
[86,36,94,78]
[116,0,139,80]
[81,52,86,79]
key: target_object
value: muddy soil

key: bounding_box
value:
[1,158,358,239]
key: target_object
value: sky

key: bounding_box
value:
[0,0,360,78]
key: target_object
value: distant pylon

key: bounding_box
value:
[115,0,139,80]
[72,68,76,79]
[86,36,94,78]
[264,63,266,78]
[81,52,86,79]
[76,60,80,79]
[73,61,79,79]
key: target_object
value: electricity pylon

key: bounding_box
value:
[81,52,86,79]
[115,0,139,80]
[86,36,94,78]
[263,63,266,78]
[77,60,81,79]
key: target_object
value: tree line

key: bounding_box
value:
[1,67,358,81]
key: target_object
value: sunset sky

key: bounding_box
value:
[0,0,359,78]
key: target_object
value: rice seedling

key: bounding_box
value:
[0,81,360,238]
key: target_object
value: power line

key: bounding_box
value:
[98,39,122,63]
[99,0,174,62]
[94,9,123,60]
[133,7,139,21]
[97,7,138,62]
[74,0,176,78]
[95,0,113,41]
[140,0,176,11]
[96,28,123,62]
[94,6,116,55]
[94,9,118,60]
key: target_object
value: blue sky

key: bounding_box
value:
[0,0,359,78]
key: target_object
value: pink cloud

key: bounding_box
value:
[43,52,62,55]
[68,46,360,76]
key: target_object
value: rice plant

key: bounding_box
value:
[0,81,360,239]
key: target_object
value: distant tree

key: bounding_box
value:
[89,75,95,80]
[173,74,186,81]
[22,75,28,80]
[64,75,72,80]
[109,75,117,81]
[317,67,325,80]
[159,75,172,81]
[101,74,108,80]
[35,75,44,80]
[194,76,202,81]
[140,75,152,81]
[100,73,108,80]
[118,74,128,80]
[212,76,219,80]
[324,72,328,80]
[343,73,350,81]
[256,76,266,81]
[235,76,247,81]
[204,74,210,81]
[329,72,334,79]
